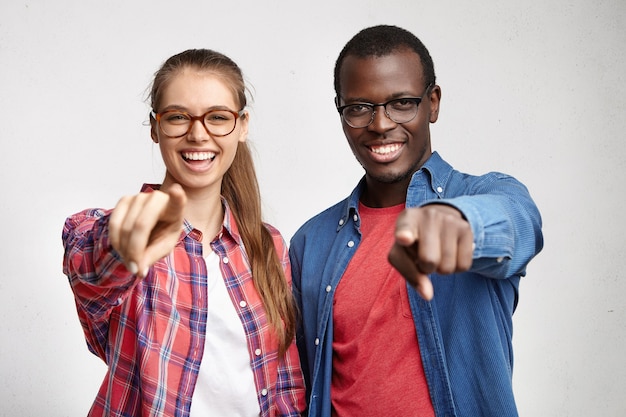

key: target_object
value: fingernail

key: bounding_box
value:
[128,262,138,275]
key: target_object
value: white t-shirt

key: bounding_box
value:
[189,249,260,416]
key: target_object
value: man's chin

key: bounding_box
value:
[366,170,414,185]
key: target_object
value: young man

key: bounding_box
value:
[290,25,543,417]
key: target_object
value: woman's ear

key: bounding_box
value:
[238,110,249,143]
[150,119,159,143]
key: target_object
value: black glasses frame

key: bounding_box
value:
[336,84,433,128]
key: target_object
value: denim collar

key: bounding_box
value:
[337,151,454,232]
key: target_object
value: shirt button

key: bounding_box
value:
[437,186,443,193]
[222,257,229,264]
[353,214,358,222]
[325,285,332,292]
[261,388,268,396]
[338,218,344,226]
[314,338,320,346]
[255,348,262,356]
[496,257,504,263]
[239,300,247,308]
[347,241,354,248]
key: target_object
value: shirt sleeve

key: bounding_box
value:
[269,229,307,415]
[274,341,307,416]
[62,208,141,360]
[427,172,543,279]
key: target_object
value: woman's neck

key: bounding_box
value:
[161,180,224,243]
[186,193,224,243]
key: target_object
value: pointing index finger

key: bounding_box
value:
[394,208,419,246]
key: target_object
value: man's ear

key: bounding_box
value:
[429,85,442,123]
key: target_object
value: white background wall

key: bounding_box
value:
[1,1,624,415]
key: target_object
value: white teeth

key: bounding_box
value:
[182,151,216,161]
[370,143,401,155]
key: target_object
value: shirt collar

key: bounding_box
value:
[219,198,242,245]
[337,151,455,231]
[335,178,366,232]
[412,151,454,199]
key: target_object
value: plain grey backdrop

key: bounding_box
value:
[1,0,625,415]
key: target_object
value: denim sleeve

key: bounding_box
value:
[426,173,543,279]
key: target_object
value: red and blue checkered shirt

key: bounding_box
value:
[62,184,305,417]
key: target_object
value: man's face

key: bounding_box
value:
[337,49,440,186]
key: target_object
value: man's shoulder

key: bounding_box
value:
[427,152,527,192]
[291,197,350,241]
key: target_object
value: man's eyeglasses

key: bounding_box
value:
[336,84,432,128]
[151,108,245,138]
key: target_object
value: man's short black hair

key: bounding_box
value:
[334,25,436,96]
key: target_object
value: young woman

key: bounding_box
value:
[62,49,305,417]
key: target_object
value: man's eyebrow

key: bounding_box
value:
[341,91,420,104]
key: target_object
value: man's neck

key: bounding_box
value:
[360,178,409,208]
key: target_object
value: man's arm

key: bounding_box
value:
[390,175,543,300]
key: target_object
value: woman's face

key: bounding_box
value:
[151,67,248,194]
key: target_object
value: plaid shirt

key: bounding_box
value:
[62,184,305,417]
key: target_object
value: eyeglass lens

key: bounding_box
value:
[342,98,420,128]
[159,110,238,137]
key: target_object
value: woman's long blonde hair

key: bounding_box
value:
[149,49,296,356]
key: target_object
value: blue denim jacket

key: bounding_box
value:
[289,152,543,417]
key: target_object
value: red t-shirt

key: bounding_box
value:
[331,202,435,417]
